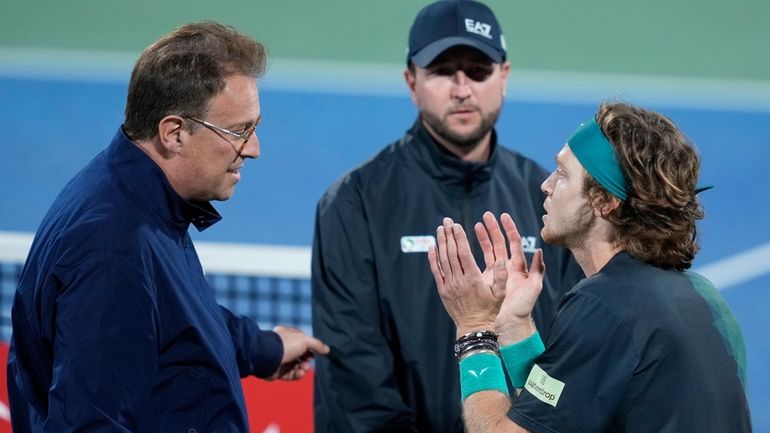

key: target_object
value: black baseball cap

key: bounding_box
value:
[407,0,507,67]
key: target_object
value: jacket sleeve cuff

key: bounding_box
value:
[252,329,284,378]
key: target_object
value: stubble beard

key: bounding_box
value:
[541,205,594,250]
[421,106,502,150]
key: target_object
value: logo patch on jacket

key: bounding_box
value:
[521,236,537,253]
[400,235,436,253]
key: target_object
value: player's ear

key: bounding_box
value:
[592,193,621,218]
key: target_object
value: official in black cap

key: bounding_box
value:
[408,0,507,67]
[312,2,584,432]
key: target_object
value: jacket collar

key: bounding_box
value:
[405,118,497,188]
[106,127,222,231]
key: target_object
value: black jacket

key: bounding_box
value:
[312,120,584,433]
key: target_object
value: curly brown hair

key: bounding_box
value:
[124,21,267,141]
[584,102,705,270]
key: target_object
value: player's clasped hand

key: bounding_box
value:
[428,212,545,341]
[428,216,506,335]
[484,212,544,343]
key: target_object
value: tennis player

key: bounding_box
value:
[430,101,752,433]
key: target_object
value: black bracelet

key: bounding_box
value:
[456,330,498,345]
[455,337,498,354]
[459,341,498,357]
[456,340,499,360]
[454,330,499,359]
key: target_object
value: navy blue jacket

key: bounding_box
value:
[8,128,283,432]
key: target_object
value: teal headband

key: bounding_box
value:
[568,117,713,201]
[567,117,629,201]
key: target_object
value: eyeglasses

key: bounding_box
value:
[184,115,259,163]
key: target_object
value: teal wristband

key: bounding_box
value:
[500,332,545,388]
[459,352,509,401]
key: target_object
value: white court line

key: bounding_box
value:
[1,47,770,112]
[694,243,770,290]
[1,231,769,289]
[0,231,309,279]
[195,241,310,279]
[0,231,32,263]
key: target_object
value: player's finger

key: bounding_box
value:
[475,221,495,269]
[482,211,508,261]
[501,213,526,272]
[436,224,453,277]
[529,248,546,281]
[453,222,480,277]
[491,258,508,300]
[443,218,464,275]
[428,245,446,293]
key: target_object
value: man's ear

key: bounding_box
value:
[404,67,419,106]
[157,115,186,154]
[593,194,621,218]
[499,61,510,97]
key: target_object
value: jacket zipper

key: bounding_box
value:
[462,176,473,234]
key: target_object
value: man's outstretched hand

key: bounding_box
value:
[270,325,330,381]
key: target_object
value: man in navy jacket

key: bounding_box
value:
[8,22,328,432]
